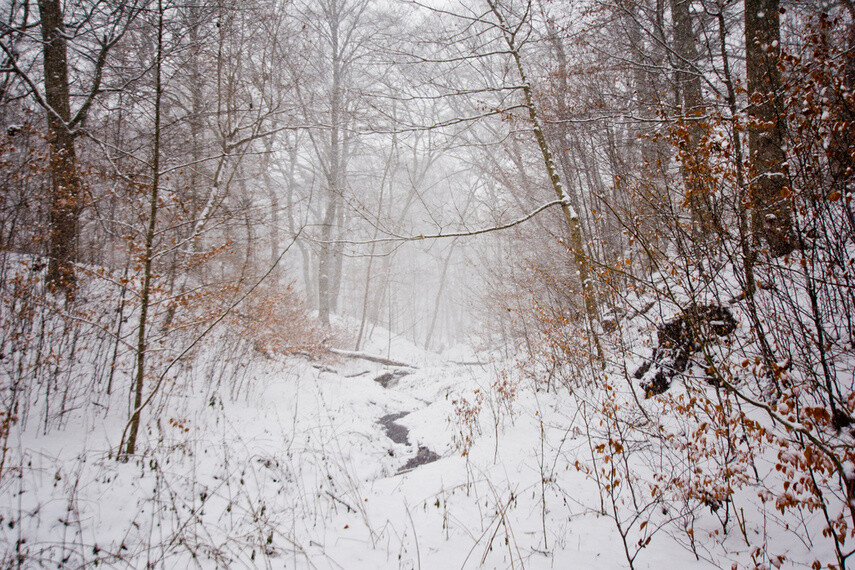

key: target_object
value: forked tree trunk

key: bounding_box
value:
[318,2,344,326]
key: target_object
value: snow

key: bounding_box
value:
[0,261,847,568]
[0,321,724,569]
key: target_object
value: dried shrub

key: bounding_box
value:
[228,283,330,359]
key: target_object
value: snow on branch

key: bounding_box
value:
[329,348,418,368]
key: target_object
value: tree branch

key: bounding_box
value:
[315,198,565,245]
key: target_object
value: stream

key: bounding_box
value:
[375,371,440,472]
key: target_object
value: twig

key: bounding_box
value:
[325,491,355,514]
[317,199,566,245]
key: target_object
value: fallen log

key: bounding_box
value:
[329,348,417,369]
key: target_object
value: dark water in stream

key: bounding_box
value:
[378,411,439,472]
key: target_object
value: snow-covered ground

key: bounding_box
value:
[0,257,845,570]
[1,320,742,569]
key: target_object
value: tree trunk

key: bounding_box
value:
[330,195,345,313]
[264,137,281,280]
[745,0,795,256]
[124,0,164,457]
[284,140,315,303]
[487,0,603,363]
[671,0,716,236]
[318,2,344,326]
[356,125,398,350]
[718,8,779,394]
[424,239,456,351]
[317,197,338,326]
[39,0,79,294]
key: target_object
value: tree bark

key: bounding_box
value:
[328,348,416,368]
[718,8,779,394]
[318,197,338,326]
[745,0,795,256]
[671,0,716,236]
[318,0,344,326]
[39,0,79,294]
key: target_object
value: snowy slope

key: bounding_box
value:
[1,319,734,569]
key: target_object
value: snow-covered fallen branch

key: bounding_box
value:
[328,348,418,368]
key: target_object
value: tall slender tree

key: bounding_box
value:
[123,0,165,457]
[485,0,603,361]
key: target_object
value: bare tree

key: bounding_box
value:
[1,0,140,293]
[671,0,716,236]
[292,0,374,326]
[123,0,164,457]
[485,0,603,359]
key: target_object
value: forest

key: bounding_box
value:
[0,0,853,567]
